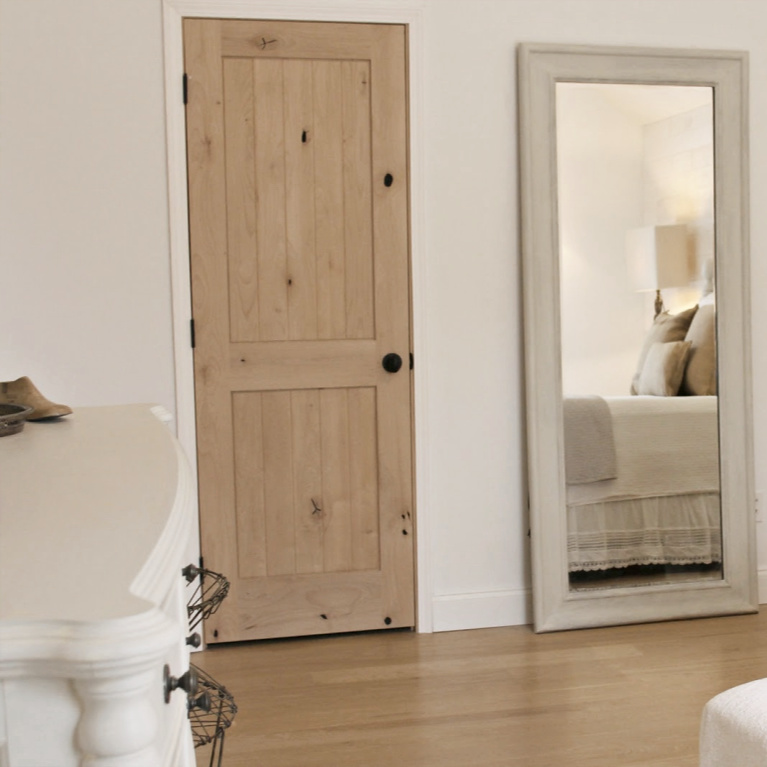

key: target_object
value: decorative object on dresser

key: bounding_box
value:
[0,404,33,437]
[0,405,197,766]
[0,375,72,419]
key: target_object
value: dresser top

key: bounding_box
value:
[0,405,188,623]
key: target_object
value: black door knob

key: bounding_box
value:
[382,353,403,373]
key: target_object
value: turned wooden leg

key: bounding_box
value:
[74,669,160,767]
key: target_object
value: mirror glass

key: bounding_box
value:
[556,83,722,593]
[518,44,755,632]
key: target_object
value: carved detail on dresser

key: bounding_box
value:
[0,405,196,766]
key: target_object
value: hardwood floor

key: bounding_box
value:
[193,610,767,767]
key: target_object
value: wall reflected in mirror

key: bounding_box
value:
[556,83,722,592]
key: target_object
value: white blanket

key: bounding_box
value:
[567,395,719,507]
[563,396,617,484]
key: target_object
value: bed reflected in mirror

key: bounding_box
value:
[556,83,722,592]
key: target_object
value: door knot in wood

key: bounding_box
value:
[255,36,277,50]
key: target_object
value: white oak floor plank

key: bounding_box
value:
[194,611,767,766]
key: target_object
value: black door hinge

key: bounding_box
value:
[190,318,196,349]
[409,352,414,370]
[182,73,188,105]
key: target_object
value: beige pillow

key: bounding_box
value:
[636,340,693,396]
[630,305,698,394]
[680,303,717,395]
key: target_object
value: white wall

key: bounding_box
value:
[557,90,715,397]
[557,86,647,397]
[3,0,767,632]
[0,0,175,414]
[644,102,716,314]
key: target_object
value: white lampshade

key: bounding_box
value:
[626,224,692,291]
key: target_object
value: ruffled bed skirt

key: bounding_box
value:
[567,492,721,572]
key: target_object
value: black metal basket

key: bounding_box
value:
[182,564,230,631]
[188,663,238,767]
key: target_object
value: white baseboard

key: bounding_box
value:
[758,569,767,604]
[431,589,532,632]
[432,573,767,633]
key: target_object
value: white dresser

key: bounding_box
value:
[0,405,197,767]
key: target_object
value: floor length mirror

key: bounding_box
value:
[518,44,756,632]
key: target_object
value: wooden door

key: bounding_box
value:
[183,19,414,642]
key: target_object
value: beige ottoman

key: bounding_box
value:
[700,679,767,766]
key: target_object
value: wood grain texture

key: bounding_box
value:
[314,61,347,340]
[319,388,353,572]
[186,19,413,642]
[349,387,380,571]
[292,389,324,575]
[223,58,258,343]
[232,392,266,579]
[184,18,241,642]
[222,53,375,344]
[220,19,388,60]
[342,61,375,339]
[262,391,296,576]
[253,59,289,342]
[231,387,381,583]
[194,611,767,767]
[284,59,319,341]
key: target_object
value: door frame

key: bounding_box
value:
[161,0,432,632]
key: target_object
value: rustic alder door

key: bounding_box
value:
[183,19,414,642]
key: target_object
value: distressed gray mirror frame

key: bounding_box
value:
[518,43,756,632]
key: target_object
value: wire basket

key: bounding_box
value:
[182,564,231,631]
[188,664,238,767]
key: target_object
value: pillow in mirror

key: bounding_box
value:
[680,303,717,395]
[630,305,699,394]
[636,340,693,396]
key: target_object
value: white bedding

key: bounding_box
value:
[568,493,721,571]
[566,395,721,572]
[567,395,719,507]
